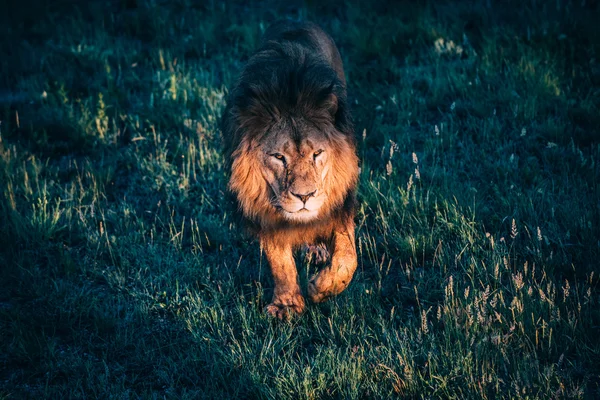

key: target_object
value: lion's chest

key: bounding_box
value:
[259,219,336,249]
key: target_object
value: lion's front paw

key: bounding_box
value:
[307,277,332,303]
[307,269,351,303]
[302,244,330,264]
[265,292,306,320]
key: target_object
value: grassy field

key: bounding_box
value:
[1,0,599,398]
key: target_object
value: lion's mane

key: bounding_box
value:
[222,25,358,232]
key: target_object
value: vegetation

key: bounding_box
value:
[1,0,599,398]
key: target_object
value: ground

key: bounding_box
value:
[1,0,599,398]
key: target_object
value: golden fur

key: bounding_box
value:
[222,21,359,318]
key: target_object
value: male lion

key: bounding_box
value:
[222,20,359,319]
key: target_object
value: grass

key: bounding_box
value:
[1,0,599,398]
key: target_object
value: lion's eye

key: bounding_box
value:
[272,153,286,163]
[313,150,324,159]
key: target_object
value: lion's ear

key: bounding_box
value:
[323,93,338,118]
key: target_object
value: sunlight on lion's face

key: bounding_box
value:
[259,119,331,222]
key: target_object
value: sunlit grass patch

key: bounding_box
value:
[1,0,599,398]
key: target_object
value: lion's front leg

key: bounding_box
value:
[261,238,306,319]
[307,221,357,303]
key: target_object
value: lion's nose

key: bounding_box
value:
[291,190,316,204]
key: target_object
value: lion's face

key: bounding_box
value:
[227,87,358,227]
[228,112,358,226]
[260,119,331,222]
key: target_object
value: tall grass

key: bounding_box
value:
[1,0,599,398]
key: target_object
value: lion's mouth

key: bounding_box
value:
[279,206,320,222]
[278,206,313,214]
[279,204,317,213]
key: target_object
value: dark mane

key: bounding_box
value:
[222,35,353,160]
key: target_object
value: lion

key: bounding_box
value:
[222,20,359,319]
